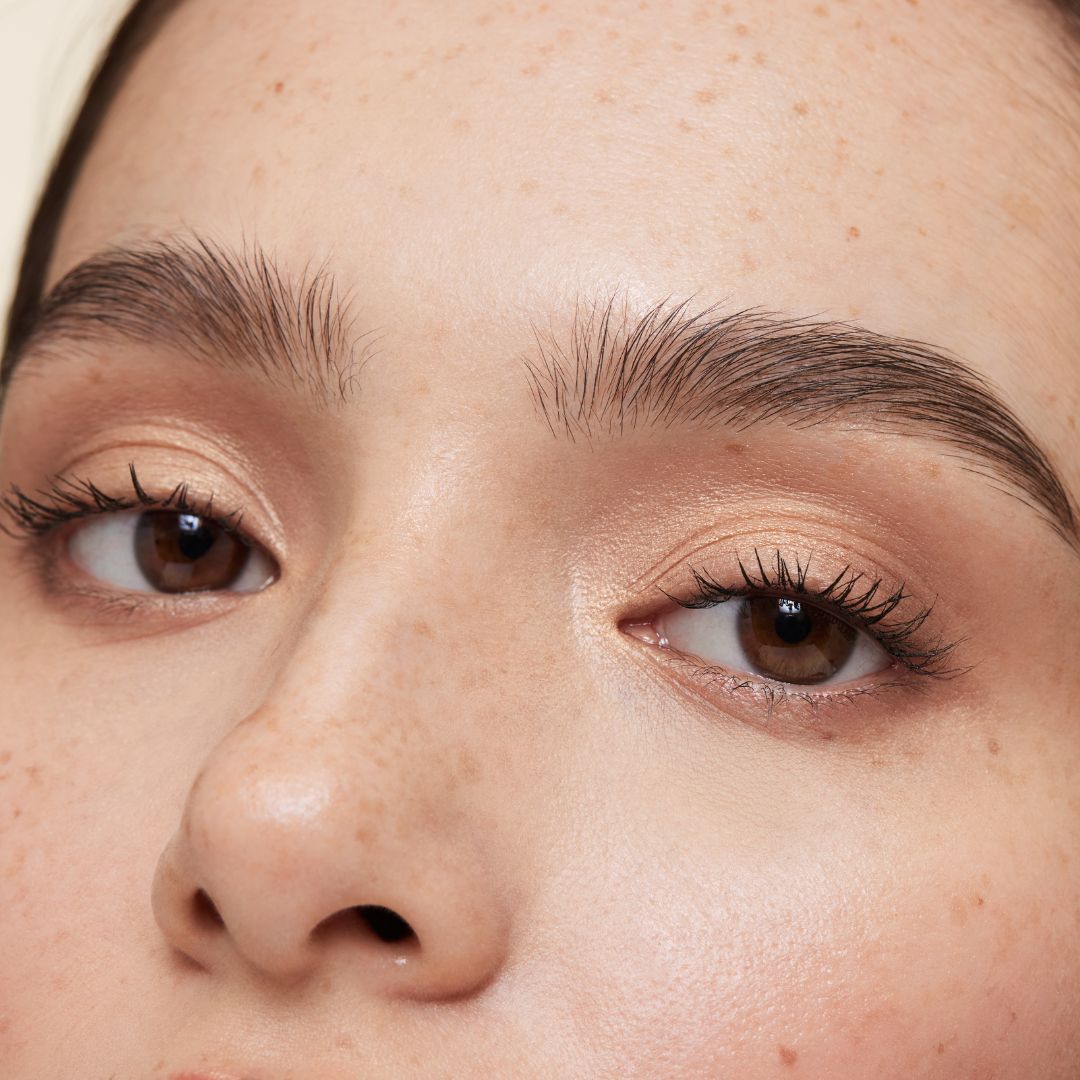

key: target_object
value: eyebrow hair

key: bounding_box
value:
[1,235,367,406]
[525,295,1079,548]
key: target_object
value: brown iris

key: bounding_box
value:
[134,511,250,593]
[737,596,857,684]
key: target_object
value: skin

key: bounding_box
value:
[1,0,1079,1076]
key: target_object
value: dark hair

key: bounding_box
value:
[2,0,180,379]
[3,0,1079,381]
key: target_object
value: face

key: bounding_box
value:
[2,0,1079,1076]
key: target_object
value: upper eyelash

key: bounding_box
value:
[664,548,962,677]
[0,463,244,539]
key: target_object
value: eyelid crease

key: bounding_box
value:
[661,547,965,678]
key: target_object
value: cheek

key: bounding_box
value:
[526,761,1080,1080]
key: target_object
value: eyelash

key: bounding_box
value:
[656,548,962,712]
[0,464,244,539]
[0,464,254,608]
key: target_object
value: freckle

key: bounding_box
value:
[607,27,620,39]
[538,42,555,55]
[452,117,471,132]
[696,88,717,104]
[740,251,758,272]
[848,225,861,239]
[521,62,541,75]
[594,88,614,104]
[672,40,687,51]
[307,39,319,52]
[779,1045,798,1066]
[725,51,740,63]
[552,201,569,214]
[936,1043,945,1055]
[251,100,264,113]
[988,738,1000,755]
[1067,415,1076,430]
[273,80,285,94]
[906,0,918,6]
[949,896,968,926]
[917,226,928,237]
[251,164,265,185]
[402,69,416,81]
[793,101,810,116]
[813,3,828,14]
[519,179,539,194]
[847,305,861,317]
[0,751,10,765]
[874,166,885,176]
[735,23,749,34]
[747,207,763,221]
[677,118,694,132]
[754,51,766,64]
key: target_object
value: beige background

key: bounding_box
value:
[0,0,125,333]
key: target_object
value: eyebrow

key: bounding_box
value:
[525,295,1079,548]
[1,235,368,405]
[4,240,1076,549]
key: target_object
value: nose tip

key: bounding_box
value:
[151,750,511,1000]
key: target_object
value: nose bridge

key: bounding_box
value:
[152,582,512,998]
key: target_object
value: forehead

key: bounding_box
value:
[47,0,1080,450]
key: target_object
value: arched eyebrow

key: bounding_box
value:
[525,295,1079,549]
[1,234,370,405]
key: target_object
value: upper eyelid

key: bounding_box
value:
[658,553,961,677]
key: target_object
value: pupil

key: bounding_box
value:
[176,514,216,561]
[773,598,812,645]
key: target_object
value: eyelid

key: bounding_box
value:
[1,463,283,621]
[618,544,967,728]
[645,548,960,678]
[2,463,280,559]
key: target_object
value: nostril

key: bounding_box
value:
[356,904,415,944]
[192,888,225,928]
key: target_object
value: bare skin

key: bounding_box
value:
[1,0,1078,1077]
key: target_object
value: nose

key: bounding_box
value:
[151,627,511,1000]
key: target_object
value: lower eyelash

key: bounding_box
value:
[655,649,930,724]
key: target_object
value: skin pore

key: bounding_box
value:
[1,0,1079,1076]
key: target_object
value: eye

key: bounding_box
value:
[67,509,276,594]
[655,595,891,686]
